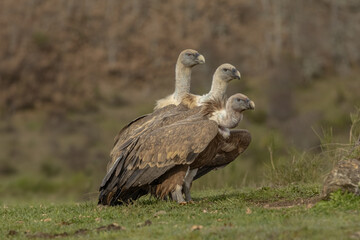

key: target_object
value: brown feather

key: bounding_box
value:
[99,116,219,205]
[134,118,218,169]
[108,104,188,171]
[200,96,226,117]
[100,94,233,205]
[145,122,224,201]
[194,129,252,180]
[108,93,207,172]
[151,165,188,199]
[181,93,198,109]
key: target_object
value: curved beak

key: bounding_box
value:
[233,69,241,80]
[196,54,205,64]
[248,100,255,110]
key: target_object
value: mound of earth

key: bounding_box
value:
[322,158,360,199]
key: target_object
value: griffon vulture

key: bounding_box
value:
[107,63,241,172]
[102,64,242,204]
[98,93,254,205]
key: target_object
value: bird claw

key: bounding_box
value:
[187,200,194,204]
[179,202,187,205]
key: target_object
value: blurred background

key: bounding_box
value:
[0,0,359,202]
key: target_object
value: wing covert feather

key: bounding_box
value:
[134,119,219,169]
[194,129,251,180]
[108,104,197,170]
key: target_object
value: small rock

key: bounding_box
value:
[137,220,152,227]
[191,225,203,231]
[246,207,252,214]
[322,158,360,199]
[154,210,166,217]
[350,231,360,239]
[306,203,315,209]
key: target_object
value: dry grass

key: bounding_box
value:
[265,108,360,186]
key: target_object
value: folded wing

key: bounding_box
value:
[99,117,219,205]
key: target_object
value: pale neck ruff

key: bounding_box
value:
[210,109,243,129]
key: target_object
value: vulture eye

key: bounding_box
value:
[186,53,192,56]
[236,98,241,102]
[223,68,229,72]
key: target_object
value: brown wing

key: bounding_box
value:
[99,118,218,205]
[112,114,149,147]
[112,104,185,145]
[107,104,189,171]
[194,129,251,180]
[111,94,198,159]
[108,105,201,171]
[132,118,218,169]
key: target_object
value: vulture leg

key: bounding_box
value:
[171,184,186,204]
[183,169,198,202]
[152,165,188,203]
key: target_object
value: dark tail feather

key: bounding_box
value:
[109,186,148,205]
[98,186,120,205]
[99,156,123,189]
[98,156,125,205]
[99,137,142,205]
[111,166,173,205]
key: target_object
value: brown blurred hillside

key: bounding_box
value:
[0,0,360,200]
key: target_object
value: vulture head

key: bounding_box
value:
[207,93,255,136]
[229,93,255,112]
[179,49,205,67]
[215,63,241,82]
[214,93,255,137]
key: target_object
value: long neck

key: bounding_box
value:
[173,61,191,102]
[219,104,243,129]
[207,74,227,100]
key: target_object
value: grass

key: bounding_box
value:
[1,84,359,239]
[1,111,358,239]
[263,107,360,187]
[1,184,360,240]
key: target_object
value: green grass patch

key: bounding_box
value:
[1,185,359,240]
[0,173,97,203]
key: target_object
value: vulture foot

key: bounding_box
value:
[184,194,192,202]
